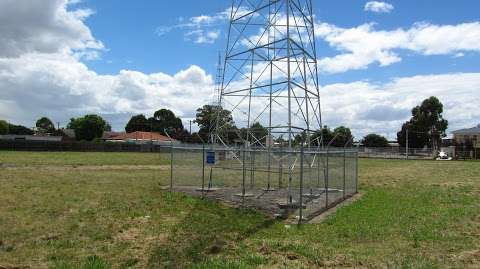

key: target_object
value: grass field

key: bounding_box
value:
[0,151,479,269]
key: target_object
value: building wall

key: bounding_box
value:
[454,134,480,147]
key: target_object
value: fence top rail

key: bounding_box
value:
[168,145,358,154]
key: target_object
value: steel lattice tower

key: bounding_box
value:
[217,0,322,148]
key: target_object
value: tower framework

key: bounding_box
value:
[217,0,322,148]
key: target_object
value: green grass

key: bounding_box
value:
[0,151,479,268]
[0,151,169,166]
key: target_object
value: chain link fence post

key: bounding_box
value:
[170,141,173,191]
[325,148,329,209]
[343,147,346,200]
[202,143,206,197]
[299,146,304,224]
[242,146,246,199]
[355,151,359,194]
[250,149,255,189]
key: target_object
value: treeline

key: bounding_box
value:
[0,96,449,148]
[0,116,111,142]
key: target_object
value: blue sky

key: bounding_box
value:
[0,0,479,139]
[80,0,480,85]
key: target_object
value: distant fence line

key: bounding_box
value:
[358,147,434,160]
[0,140,478,160]
[358,147,479,160]
[0,140,164,153]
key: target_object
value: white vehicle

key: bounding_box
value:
[436,151,453,161]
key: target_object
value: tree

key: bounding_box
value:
[68,115,107,141]
[36,117,55,133]
[104,122,112,132]
[125,114,150,133]
[362,134,389,148]
[239,122,269,145]
[397,96,448,149]
[7,124,34,135]
[311,126,334,147]
[151,109,184,136]
[397,122,429,149]
[332,126,354,147]
[293,131,308,146]
[195,105,235,143]
[0,120,9,135]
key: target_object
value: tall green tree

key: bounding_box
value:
[7,124,34,135]
[250,122,269,144]
[0,120,9,135]
[125,114,150,133]
[195,105,235,143]
[293,131,308,146]
[311,126,334,147]
[151,109,184,135]
[332,126,354,147]
[397,96,448,149]
[239,122,269,145]
[68,115,108,141]
[36,117,55,133]
[362,134,389,148]
[104,122,112,132]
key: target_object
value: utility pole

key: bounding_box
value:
[189,120,192,134]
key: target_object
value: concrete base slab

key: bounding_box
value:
[262,188,277,192]
[195,188,220,192]
[234,193,254,198]
[302,193,321,199]
[278,201,306,209]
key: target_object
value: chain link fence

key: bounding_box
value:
[168,144,358,223]
[358,147,436,159]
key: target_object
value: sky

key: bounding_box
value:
[0,0,479,139]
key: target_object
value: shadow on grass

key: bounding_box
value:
[147,192,276,269]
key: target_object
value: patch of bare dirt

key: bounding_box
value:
[114,216,168,268]
[0,266,30,269]
[453,250,480,265]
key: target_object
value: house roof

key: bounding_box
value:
[108,131,173,142]
[452,125,480,135]
[102,131,125,140]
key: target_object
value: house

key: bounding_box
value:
[62,130,125,141]
[102,131,125,140]
[452,124,480,159]
[452,124,480,148]
[107,131,177,145]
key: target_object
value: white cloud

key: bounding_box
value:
[320,73,480,139]
[0,0,214,130]
[155,6,254,44]
[316,22,480,73]
[155,8,232,44]
[364,1,394,13]
[185,29,220,44]
[0,0,103,58]
[0,52,214,130]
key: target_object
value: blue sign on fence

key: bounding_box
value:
[206,151,216,165]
